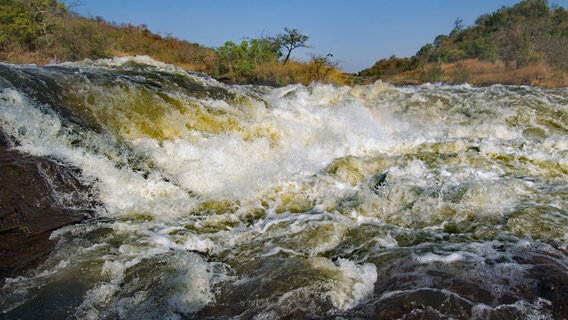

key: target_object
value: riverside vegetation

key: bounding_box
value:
[1,0,567,87]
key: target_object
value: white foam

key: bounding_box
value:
[62,55,221,86]
[415,252,465,264]
[311,257,377,310]
[167,254,216,315]
[75,252,221,319]
[2,62,567,318]
[124,82,391,202]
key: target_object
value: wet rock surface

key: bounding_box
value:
[0,131,97,283]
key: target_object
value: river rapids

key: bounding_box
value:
[0,56,567,319]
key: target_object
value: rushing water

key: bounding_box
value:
[0,56,567,319]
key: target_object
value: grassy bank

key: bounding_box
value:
[375,59,568,87]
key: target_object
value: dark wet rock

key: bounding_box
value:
[369,170,388,194]
[341,243,568,320]
[516,252,568,319]
[0,131,97,283]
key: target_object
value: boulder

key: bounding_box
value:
[0,131,97,283]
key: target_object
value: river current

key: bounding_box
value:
[0,56,567,319]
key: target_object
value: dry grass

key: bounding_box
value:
[253,60,350,86]
[381,58,568,87]
[0,48,51,65]
[457,59,568,87]
[255,61,310,86]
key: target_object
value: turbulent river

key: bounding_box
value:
[0,56,567,319]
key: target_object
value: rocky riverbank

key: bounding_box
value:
[0,131,97,284]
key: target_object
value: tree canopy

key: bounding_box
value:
[215,37,281,83]
[214,28,313,83]
[278,28,310,65]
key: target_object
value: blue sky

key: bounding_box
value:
[75,0,566,73]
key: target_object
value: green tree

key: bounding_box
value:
[0,0,66,51]
[413,43,434,65]
[217,40,250,81]
[450,17,464,36]
[308,53,338,82]
[433,34,448,47]
[215,36,281,82]
[0,0,39,48]
[249,36,281,64]
[278,27,309,65]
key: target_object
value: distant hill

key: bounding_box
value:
[359,0,568,87]
[0,0,215,70]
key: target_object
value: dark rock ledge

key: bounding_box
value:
[0,131,97,284]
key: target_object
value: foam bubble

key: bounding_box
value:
[311,257,377,310]
[415,252,465,264]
